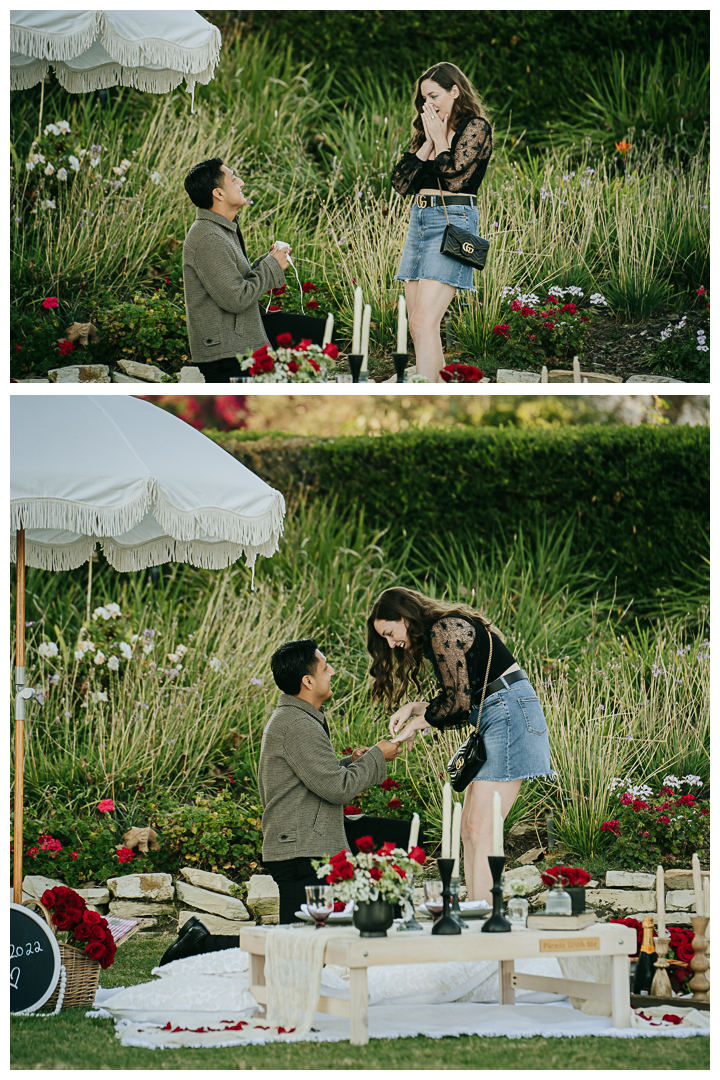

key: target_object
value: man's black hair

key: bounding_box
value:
[271,638,320,695]
[184,157,225,210]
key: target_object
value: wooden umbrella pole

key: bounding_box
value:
[14,527,26,904]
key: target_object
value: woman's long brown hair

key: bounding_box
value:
[366,587,503,712]
[409,62,492,154]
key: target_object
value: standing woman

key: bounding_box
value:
[366,588,554,904]
[391,63,493,382]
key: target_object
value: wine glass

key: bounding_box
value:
[305,885,332,928]
[423,881,444,921]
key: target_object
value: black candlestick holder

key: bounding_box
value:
[348,354,363,382]
[432,858,462,935]
[481,855,511,933]
[392,352,408,383]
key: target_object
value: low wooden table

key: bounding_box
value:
[240,922,633,1045]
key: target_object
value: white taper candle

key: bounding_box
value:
[692,853,703,916]
[702,876,710,923]
[322,312,334,347]
[451,802,462,878]
[492,790,503,856]
[360,304,371,372]
[352,286,363,354]
[441,782,452,860]
[397,296,407,354]
[408,812,420,852]
[656,864,665,937]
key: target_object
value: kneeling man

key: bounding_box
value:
[259,638,401,923]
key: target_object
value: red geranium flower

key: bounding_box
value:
[521,306,536,317]
[267,304,282,312]
[510,299,522,312]
[42,296,59,309]
[541,321,555,330]
[306,300,320,310]
[301,282,317,293]
[620,793,633,806]
[677,794,695,806]
[116,846,134,864]
[355,836,375,853]
[657,815,671,824]
[58,339,75,356]
[272,285,287,296]
[340,748,354,756]
[276,332,293,348]
[343,805,360,815]
[546,295,559,305]
[387,797,403,810]
[380,778,399,790]
[97,799,115,812]
[697,286,706,295]
[601,819,621,835]
[492,323,510,337]
[560,302,577,315]
[322,343,339,360]
[632,799,649,812]
[581,315,590,322]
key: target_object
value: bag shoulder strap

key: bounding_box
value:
[473,624,493,735]
[437,179,450,226]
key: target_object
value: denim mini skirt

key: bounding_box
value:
[395,203,479,292]
[468,678,554,783]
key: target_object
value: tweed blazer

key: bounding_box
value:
[258,694,387,862]
[182,208,286,364]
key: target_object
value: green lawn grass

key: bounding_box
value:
[10,936,709,1070]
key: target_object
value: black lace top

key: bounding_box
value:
[423,616,518,731]
[391,116,493,197]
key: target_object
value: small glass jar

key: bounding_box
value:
[545,883,572,915]
[507,895,529,927]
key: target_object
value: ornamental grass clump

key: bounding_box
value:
[313,840,426,911]
[600,775,708,862]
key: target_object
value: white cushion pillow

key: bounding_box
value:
[102,974,257,1026]
[152,947,250,981]
[321,960,497,1006]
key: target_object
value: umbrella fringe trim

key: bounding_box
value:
[100,537,275,572]
[11,535,96,571]
[10,484,154,538]
[52,61,186,96]
[10,57,50,91]
[99,14,221,76]
[11,13,101,63]
[151,488,286,546]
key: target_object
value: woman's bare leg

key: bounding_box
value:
[407,279,456,382]
[461,779,522,903]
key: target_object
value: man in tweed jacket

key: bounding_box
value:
[182,158,289,382]
[259,638,401,923]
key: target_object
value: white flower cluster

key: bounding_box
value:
[696,328,708,352]
[659,316,687,343]
[662,774,704,788]
[589,293,608,306]
[608,776,653,798]
[501,285,541,306]
[92,603,122,621]
[43,121,71,136]
[167,643,188,665]
[38,641,59,658]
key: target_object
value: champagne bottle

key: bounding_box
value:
[633,915,658,994]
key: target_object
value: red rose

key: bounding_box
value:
[322,343,339,360]
[541,866,560,887]
[251,345,270,360]
[668,927,691,948]
[99,943,117,969]
[333,900,346,912]
[336,861,355,881]
[53,908,76,930]
[391,865,406,879]
[287,360,300,374]
[42,889,57,908]
[301,282,317,293]
[369,866,383,881]
[276,332,293,348]
[86,939,106,962]
[355,836,375,853]
[380,778,399,790]
[308,358,321,372]
[676,943,695,964]
[409,846,426,865]
[377,842,397,856]
[329,849,350,864]
[296,338,313,352]
[306,300,320,310]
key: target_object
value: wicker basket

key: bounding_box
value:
[24,900,101,1011]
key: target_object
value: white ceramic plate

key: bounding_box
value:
[418,901,492,919]
[294,901,355,924]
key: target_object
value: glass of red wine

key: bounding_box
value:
[305,885,333,928]
[424,881,444,921]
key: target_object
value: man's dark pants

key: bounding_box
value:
[197,356,242,382]
[264,857,327,924]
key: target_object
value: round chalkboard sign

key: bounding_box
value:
[10,903,61,1014]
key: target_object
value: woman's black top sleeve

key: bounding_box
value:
[390,117,493,197]
[423,616,518,730]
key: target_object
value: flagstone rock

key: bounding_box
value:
[178,365,205,382]
[178,910,246,935]
[626,375,684,383]
[107,872,174,901]
[664,871,695,889]
[605,871,656,888]
[584,889,656,913]
[22,874,66,900]
[495,369,542,383]
[180,867,236,895]
[546,370,622,383]
[117,359,166,382]
[246,875,279,918]
[112,372,145,383]
[109,900,177,917]
[502,865,543,898]
[47,364,110,382]
[517,847,545,865]
[666,889,696,911]
[175,880,250,920]
[76,887,110,905]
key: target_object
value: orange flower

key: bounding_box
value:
[615,141,632,155]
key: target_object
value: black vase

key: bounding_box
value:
[353,898,395,938]
[566,886,586,914]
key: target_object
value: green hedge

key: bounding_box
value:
[215,425,709,600]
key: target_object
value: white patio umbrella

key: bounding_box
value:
[11,9,222,116]
[11,395,286,901]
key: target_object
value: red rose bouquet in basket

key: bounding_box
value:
[42,885,117,968]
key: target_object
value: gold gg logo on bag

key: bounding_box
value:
[416,194,428,209]
[456,756,464,768]
[462,242,474,253]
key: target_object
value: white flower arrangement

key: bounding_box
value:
[313,840,426,912]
